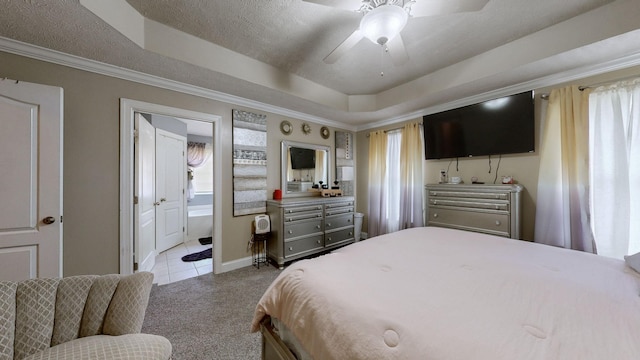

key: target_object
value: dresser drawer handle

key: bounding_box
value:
[327,223,331,227]
[317,240,321,244]
[349,232,353,236]
[316,225,321,229]
[326,212,331,216]
[347,218,351,222]
[495,220,501,226]
[433,200,438,205]
[288,230,293,234]
[317,214,322,217]
[328,237,332,241]
[288,246,293,251]
[433,213,438,218]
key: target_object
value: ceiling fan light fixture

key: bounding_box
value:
[360,4,409,46]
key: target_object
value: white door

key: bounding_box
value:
[0,80,63,281]
[134,114,156,272]
[155,129,186,253]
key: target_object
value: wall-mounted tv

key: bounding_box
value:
[423,91,535,160]
[290,147,316,169]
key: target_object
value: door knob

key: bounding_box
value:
[42,216,56,225]
[160,198,167,202]
[154,202,161,206]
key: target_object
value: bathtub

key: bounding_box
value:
[187,205,213,242]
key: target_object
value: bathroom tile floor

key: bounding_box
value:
[151,239,212,285]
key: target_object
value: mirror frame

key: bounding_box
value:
[281,140,331,197]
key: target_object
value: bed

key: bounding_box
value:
[251,227,640,360]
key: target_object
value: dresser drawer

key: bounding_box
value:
[429,199,509,211]
[325,213,353,230]
[429,190,509,201]
[428,208,510,237]
[325,227,354,246]
[284,234,324,258]
[283,212,323,223]
[283,205,323,214]
[324,201,354,209]
[284,219,323,240]
[324,206,354,216]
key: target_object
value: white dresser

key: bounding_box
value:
[267,196,355,268]
[425,184,523,239]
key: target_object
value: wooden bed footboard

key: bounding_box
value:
[260,317,298,360]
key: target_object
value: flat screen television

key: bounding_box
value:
[423,91,535,159]
[290,147,316,169]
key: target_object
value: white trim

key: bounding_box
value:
[3,36,640,133]
[221,256,254,273]
[357,50,640,131]
[0,36,355,131]
[120,99,224,275]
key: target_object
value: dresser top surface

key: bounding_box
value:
[267,196,354,208]
[426,183,523,193]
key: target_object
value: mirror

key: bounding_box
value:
[281,140,331,196]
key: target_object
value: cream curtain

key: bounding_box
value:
[589,78,640,259]
[534,85,596,252]
[399,122,424,229]
[367,131,388,237]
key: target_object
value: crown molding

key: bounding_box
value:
[357,49,640,132]
[0,36,357,131]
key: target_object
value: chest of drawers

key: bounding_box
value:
[425,184,523,239]
[267,197,355,268]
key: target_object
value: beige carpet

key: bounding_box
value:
[142,265,280,359]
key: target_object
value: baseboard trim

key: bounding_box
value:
[220,256,253,273]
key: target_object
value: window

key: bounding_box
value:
[191,155,213,194]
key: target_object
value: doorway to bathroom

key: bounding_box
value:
[119,99,222,280]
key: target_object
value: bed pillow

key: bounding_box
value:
[624,252,640,273]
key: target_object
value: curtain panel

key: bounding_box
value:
[399,122,425,229]
[367,131,388,237]
[187,142,212,168]
[589,78,640,258]
[534,85,596,252]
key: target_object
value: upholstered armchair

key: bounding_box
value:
[0,272,171,360]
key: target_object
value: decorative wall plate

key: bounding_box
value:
[302,123,311,135]
[280,120,292,135]
[320,126,330,139]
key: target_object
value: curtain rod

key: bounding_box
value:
[540,74,640,100]
[579,74,640,91]
[365,123,422,137]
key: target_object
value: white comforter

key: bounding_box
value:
[251,227,640,360]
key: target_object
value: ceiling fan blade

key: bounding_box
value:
[386,35,409,66]
[323,29,364,64]
[302,0,364,11]
[410,0,489,17]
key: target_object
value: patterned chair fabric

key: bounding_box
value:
[0,272,171,360]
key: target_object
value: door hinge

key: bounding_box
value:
[183,226,185,232]
[182,189,185,194]
[60,215,63,223]
[134,196,139,205]
[133,129,139,142]
[133,262,139,271]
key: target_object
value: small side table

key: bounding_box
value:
[252,233,269,269]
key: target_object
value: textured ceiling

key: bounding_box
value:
[0,0,639,128]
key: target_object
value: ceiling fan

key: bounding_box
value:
[303,0,489,65]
